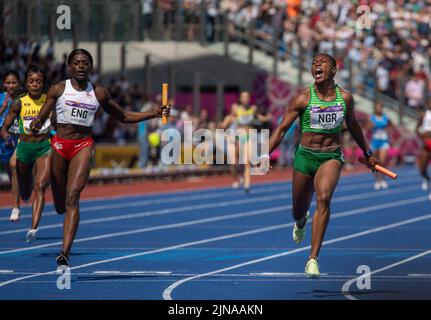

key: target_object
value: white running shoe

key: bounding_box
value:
[305,258,320,278]
[381,180,388,189]
[293,212,310,244]
[374,181,381,190]
[232,181,240,189]
[239,177,244,186]
[422,179,429,191]
[26,229,38,243]
[10,208,20,222]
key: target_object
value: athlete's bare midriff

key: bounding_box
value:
[56,123,92,140]
[19,133,49,143]
[300,131,341,150]
[420,131,431,139]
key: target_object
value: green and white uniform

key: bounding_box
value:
[294,84,346,176]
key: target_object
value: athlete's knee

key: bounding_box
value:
[65,189,81,208]
[9,159,16,171]
[316,191,331,207]
[33,180,49,193]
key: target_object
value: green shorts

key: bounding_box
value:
[294,145,345,177]
[16,139,51,165]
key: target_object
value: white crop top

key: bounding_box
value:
[56,79,100,127]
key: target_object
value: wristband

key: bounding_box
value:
[364,149,373,159]
[260,154,270,160]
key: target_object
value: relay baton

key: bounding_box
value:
[358,157,398,180]
[162,83,168,125]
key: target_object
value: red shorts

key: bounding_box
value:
[51,135,94,161]
[425,139,431,152]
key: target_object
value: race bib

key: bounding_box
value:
[310,104,344,130]
[64,100,97,127]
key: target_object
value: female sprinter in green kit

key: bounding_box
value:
[259,53,377,277]
[1,65,51,243]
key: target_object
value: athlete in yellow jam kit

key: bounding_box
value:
[1,65,51,243]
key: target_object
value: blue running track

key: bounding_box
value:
[0,166,430,300]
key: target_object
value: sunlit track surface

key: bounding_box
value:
[1,166,430,300]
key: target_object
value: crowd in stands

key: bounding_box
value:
[142,0,431,110]
[4,0,424,169]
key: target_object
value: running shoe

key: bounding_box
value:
[25,229,38,243]
[422,179,429,191]
[232,181,239,189]
[10,207,20,222]
[56,251,70,268]
[374,181,381,190]
[381,180,388,189]
[305,258,320,278]
[293,211,309,244]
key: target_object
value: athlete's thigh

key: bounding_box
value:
[292,169,315,217]
[16,159,33,198]
[51,150,68,206]
[314,160,342,201]
[66,147,93,193]
[418,148,430,168]
[34,154,50,186]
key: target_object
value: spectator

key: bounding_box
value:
[405,73,426,110]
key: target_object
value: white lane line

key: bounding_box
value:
[0,270,13,273]
[249,272,329,277]
[0,171,418,222]
[0,183,293,222]
[93,271,172,275]
[1,271,428,279]
[0,193,427,256]
[0,176,299,212]
[341,249,431,300]
[2,209,430,292]
[0,182,421,237]
[162,213,431,300]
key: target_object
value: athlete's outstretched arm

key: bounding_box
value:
[30,82,63,133]
[95,86,169,123]
[0,98,21,146]
[267,91,308,155]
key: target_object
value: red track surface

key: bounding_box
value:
[0,167,369,208]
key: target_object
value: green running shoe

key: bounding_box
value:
[305,258,320,278]
[292,211,310,244]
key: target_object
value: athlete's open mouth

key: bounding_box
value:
[314,68,324,79]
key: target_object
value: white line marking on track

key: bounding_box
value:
[93,271,172,275]
[0,172,419,222]
[0,183,421,237]
[0,192,427,256]
[162,213,431,300]
[341,249,431,300]
[0,270,13,273]
[1,210,430,295]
